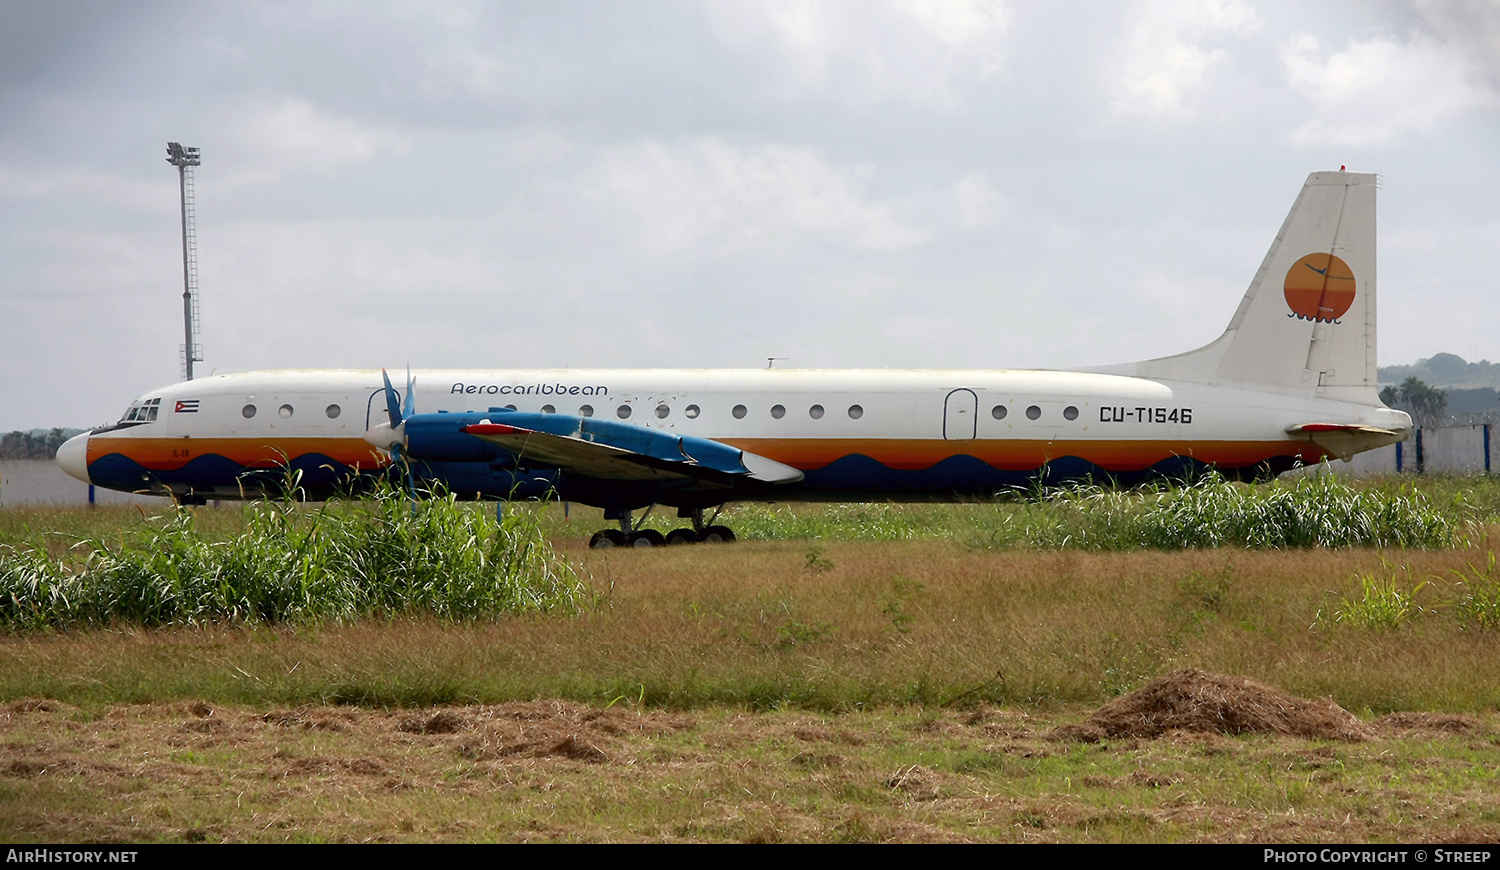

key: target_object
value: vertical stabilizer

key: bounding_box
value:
[1111,171,1380,405]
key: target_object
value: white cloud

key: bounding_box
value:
[704,0,1009,109]
[0,168,171,214]
[406,0,508,100]
[954,171,1001,226]
[1412,0,1500,90]
[582,138,928,256]
[1110,0,1258,119]
[507,129,576,166]
[212,96,412,185]
[34,227,178,296]
[1282,30,1495,146]
[894,0,1010,59]
[253,0,509,101]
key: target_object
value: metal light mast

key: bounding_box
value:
[166,142,203,381]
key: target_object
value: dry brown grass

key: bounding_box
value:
[5,693,1500,842]
[2,540,1500,712]
[5,529,1500,841]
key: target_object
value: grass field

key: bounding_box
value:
[3,475,1500,841]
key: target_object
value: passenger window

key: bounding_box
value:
[655,404,670,419]
[770,404,786,419]
[617,404,632,419]
[809,404,824,419]
[579,404,594,417]
[732,404,747,419]
[848,404,863,420]
[326,404,341,419]
[1064,405,1079,421]
[992,405,1007,420]
[1026,405,1041,420]
[541,404,555,414]
[685,404,700,419]
[242,404,257,419]
[279,404,294,419]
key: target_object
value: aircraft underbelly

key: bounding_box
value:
[82,432,1328,503]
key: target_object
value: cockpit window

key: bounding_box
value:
[120,397,162,424]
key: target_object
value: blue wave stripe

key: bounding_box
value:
[88,449,1291,504]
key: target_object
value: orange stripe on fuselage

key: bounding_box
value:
[719,438,1327,472]
[86,436,387,472]
[87,435,1325,476]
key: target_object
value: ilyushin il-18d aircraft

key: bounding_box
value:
[58,170,1410,547]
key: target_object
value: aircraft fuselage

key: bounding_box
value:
[61,366,1410,508]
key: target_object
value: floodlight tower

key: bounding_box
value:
[166,142,203,380]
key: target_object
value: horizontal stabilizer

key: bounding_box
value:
[1285,422,1404,461]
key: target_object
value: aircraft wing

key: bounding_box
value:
[1285,422,1406,461]
[401,411,804,485]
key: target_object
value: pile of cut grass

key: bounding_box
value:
[0,484,588,630]
[1056,668,1371,742]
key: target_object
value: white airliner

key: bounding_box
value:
[57,170,1409,547]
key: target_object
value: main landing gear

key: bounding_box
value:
[587,506,736,549]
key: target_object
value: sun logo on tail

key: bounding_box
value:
[1284,253,1355,323]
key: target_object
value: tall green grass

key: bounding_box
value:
[615,472,1461,551]
[1325,569,1429,630]
[1449,550,1500,631]
[0,483,588,630]
[977,472,1455,550]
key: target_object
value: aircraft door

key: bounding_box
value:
[943,389,978,440]
[366,389,385,430]
[365,387,410,430]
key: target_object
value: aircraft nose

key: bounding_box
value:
[55,431,90,484]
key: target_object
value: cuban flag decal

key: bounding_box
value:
[175,400,200,413]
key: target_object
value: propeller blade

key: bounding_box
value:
[404,366,416,419]
[381,368,403,428]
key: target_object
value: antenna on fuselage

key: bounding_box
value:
[767,357,789,369]
[167,142,203,381]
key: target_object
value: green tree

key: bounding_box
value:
[0,428,76,460]
[1398,376,1448,426]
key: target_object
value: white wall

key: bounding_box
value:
[1421,424,1492,475]
[0,460,163,507]
[1312,424,1491,477]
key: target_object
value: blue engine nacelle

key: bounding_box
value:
[402,412,514,463]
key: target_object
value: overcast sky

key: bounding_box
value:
[2,0,1497,431]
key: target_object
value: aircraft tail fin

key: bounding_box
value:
[1111,170,1381,405]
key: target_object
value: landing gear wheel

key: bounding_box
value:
[700,525,736,544]
[589,529,627,549]
[629,529,666,548]
[666,528,700,546]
